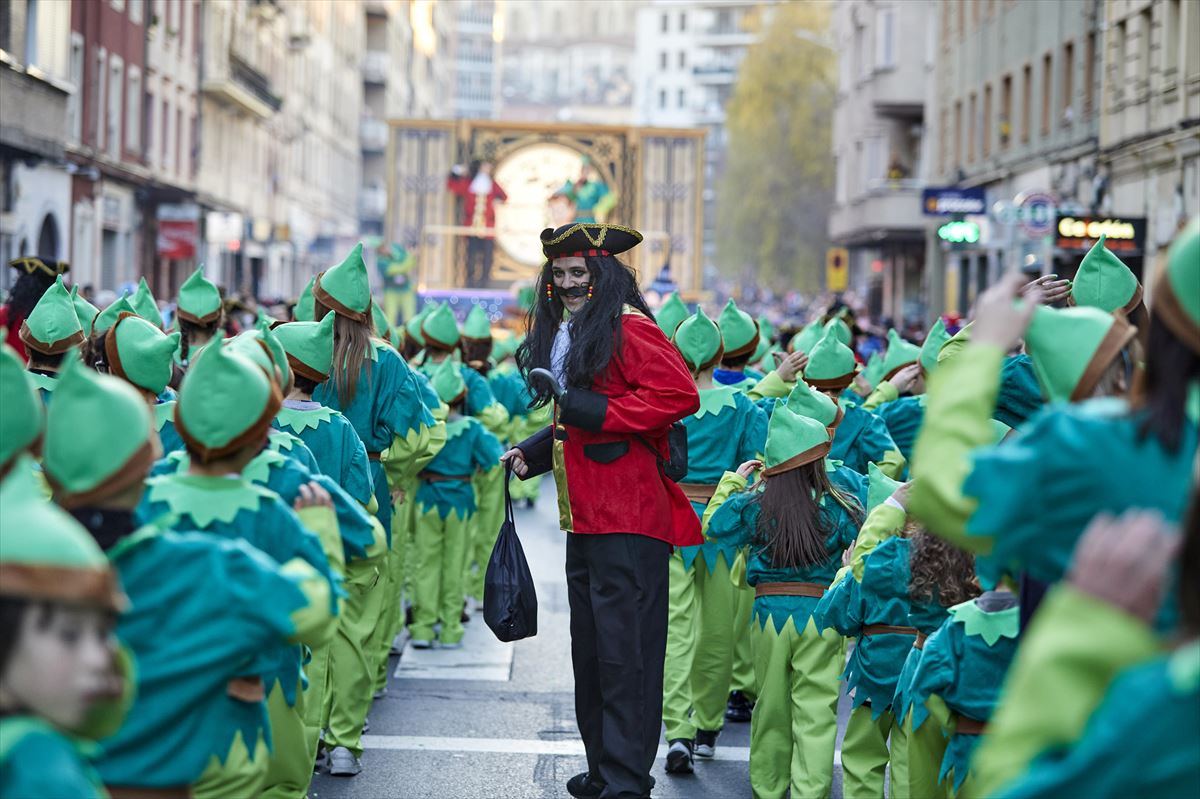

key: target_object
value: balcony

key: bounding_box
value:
[364,0,389,17]
[829,180,926,245]
[360,117,388,153]
[359,185,387,221]
[692,64,736,85]
[202,53,282,118]
[362,51,389,85]
[697,25,755,47]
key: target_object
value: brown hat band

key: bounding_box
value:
[19,320,84,355]
[313,273,370,324]
[49,437,158,510]
[1071,315,1138,401]
[762,440,832,477]
[0,563,126,611]
[173,381,283,464]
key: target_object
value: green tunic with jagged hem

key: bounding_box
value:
[414,416,504,520]
[0,717,104,798]
[274,400,374,507]
[831,399,905,479]
[876,394,925,473]
[905,594,1021,790]
[703,471,860,634]
[95,525,323,787]
[678,386,768,572]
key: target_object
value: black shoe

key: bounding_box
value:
[694,728,719,758]
[524,498,536,509]
[725,691,754,723]
[665,738,694,774]
[566,771,606,798]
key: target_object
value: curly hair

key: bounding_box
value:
[908,528,981,607]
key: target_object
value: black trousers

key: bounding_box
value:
[464,236,494,286]
[566,532,671,799]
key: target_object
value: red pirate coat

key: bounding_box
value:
[517,310,703,547]
[447,173,508,236]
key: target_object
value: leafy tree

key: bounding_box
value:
[715,2,836,293]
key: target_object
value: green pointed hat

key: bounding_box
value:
[750,336,772,367]
[106,312,181,395]
[177,266,223,324]
[0,343,42,472]
[294,276,316,322]
[1024,304,1137,403]
[784,379,841,431]
[314,243,372,322]
[656,292,689,337]
[0,468,125,610]
[462,305,493,342]
[716,299,759,358]
[880,329,922,381]
[758,314,775,341]
[274,312,335,382]
[862,351,886,388]
[430,357,466,405]
[763,404,831,476]
[176,337,282,462]
[19,276,83,355]
[44,355,155,508]
[802,329,859,391]
[788,321,823,355]
[255,315,291,387]
[422,302,461,351]
[672,309,724,372]
[130,277,163,328]
[865,462,901,513]
[371,301,393,341]
[93,295,137,335]
[226,328,286,389]
[406,304,434,347]
[1069,235,1142,314]
[823,316,852,347]
[1154,217,1200,354]
[919,318,951,374]
[69,285,99,337]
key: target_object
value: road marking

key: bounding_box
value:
[394,620,514,681]
[361,735,841,764]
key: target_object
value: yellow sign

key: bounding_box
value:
[826,247,849,291]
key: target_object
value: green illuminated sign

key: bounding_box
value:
[938,221,980,244]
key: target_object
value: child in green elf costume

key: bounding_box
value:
[93,310,182,443]
[0,341,43,489]
[174,266,224,368]
[134,339,340,798]
[0,473,123,799]
[18,276,84,401]
[42,358,337,797]
[661,309,767,773]
[702,407,863,799]
[129,277,163,329]
[410,359,504,647]
[70,284,99,336]
[293,277,316,322]
[656,291,689,338]
[714,299,766,391]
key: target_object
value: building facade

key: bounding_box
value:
[451,0,497,120]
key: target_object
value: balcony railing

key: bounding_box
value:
[362,51,389,85]
[202,50,282,118]
[359,186,387,220]
[360,117,388,153]
[865,177,924,193]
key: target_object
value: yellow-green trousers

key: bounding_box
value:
[840,704,897,799]
[411,505,470,645]
[372,491,417,694]
[889,710,948,799]
[508,471,541,501]
[662,550,698,741]
[192,729,269,799]
[325,555,385,758]
[691,550,743,731]
[749,615,843,799]
[261,679,313,799]
[730,550,758,701]
[465,466,505,601]
[302,638,331,758]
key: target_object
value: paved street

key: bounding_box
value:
[311,480,854,799]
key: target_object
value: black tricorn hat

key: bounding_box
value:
[541,223,643,261]
[8,256,69,277]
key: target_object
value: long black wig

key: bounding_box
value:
[515,255,655,406]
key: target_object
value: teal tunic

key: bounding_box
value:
[678,386,767,571]
[0,717,104,798]
[417,358,498,416]
[267,428,321,475]
[489,369,532,422]
[705,487,860,634]
[829,461,868,509]
[153,400,185,454]
[26,370,57,404]
[996,641,1200,799]
[274,400,374,507]
[907,594,1021,789]
[892,599,952,723]
[994,353,1044,430]
[415,416,503,520]
[831,400,901,476]
[877,395,925,472]
[964,398,1197,626]
[314,341,436,534]
[96,526,311,787]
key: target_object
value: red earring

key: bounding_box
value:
[545,282,554,301]
[586,284,593,300]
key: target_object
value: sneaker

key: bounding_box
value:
[313,747,329,773]
[665,738,694,774]
[373,686,388,699]
[694,728,719,758]
[566,771,606,798]
[524,498,536,510]
[328,746,362,776]
[725,691,754,723]
[362,717,370,733]
[411,639,433,649]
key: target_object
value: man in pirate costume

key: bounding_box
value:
[0,254,69,360]
[504,222,702,799]
[661,308,767,772]
[18,275,84,402]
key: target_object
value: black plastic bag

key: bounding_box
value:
[484,466,538,642]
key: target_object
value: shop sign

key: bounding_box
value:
[1055,215,1147,253]
[938,220,980,244]
[1016,191,1057,237]
[156,203,200,259]
[922,186,986,216]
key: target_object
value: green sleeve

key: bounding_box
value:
[908,622,959,731]
[966,585,1163,798]
[814,567,864,636]
[875,446,907,480]
[701,471,753,547]
[279,557,338,647]
[908,343,1005,553]
[477,401,512,438]
[834,502,906,584]
[747,370,792,400]
[296,504,345,576]
[862,381,899,411]
[382,418,447,485]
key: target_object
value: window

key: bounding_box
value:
[967,92,976,163]
[111,0,125,12]
[875,7,896,69]
[129,0,142,24]
[1112,21,1127,104]
[1021,63,1031,142]
[1062,41,1074,117]
[145,90,156,169]
[67,33,84,142]
[658,88,666,109]
[954,99,962,166]
[1186,0,1200,80]
[1164,0,1180,76]
[1041,53,1052,135]
[661,13,668,33]
[1137,9,1152,94]
[678,51,686,69]
[982,83,992,156]
[660,51,667,70]
[108,56,123,159]
[95,50,107,151]
[1000,74,1012,149]
[126,66,141,152]
[23,0,38,65]
[162,94,173,172]
[678,88,686,107]
[1084,32,1096,114]
[938,108,948,175]
[680,12,687,31]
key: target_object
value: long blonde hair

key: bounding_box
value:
[316,299,373,406]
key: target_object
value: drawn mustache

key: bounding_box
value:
[557,285,590,299]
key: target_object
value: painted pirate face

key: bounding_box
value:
[551,256,591,313]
